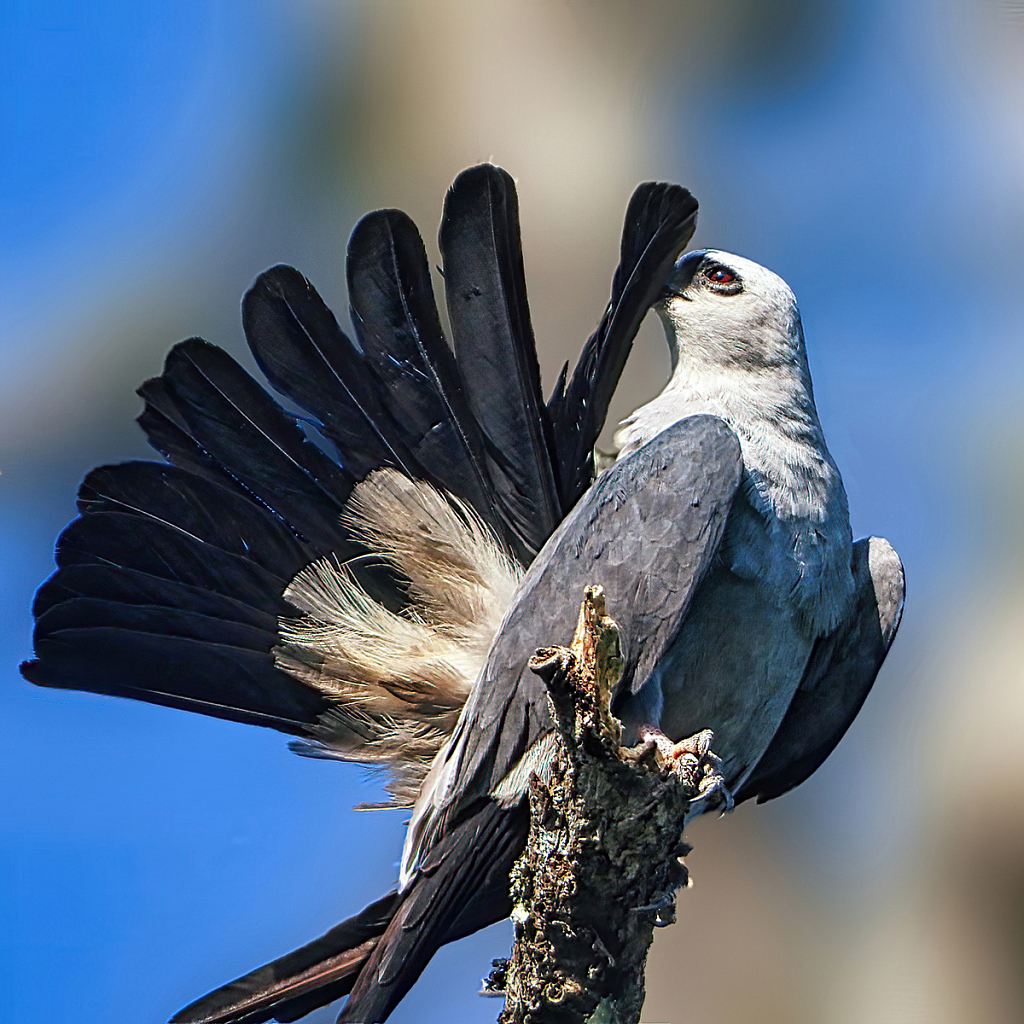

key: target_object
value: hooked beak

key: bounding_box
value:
[657,249,706,303]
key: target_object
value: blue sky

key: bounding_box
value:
[3,2,1023,1022]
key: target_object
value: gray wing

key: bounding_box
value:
[412,415,742,863]
[735,536,905,805]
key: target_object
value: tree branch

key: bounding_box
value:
[496,586,724,1024]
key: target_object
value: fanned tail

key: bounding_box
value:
[22,163,698,1024]
[21,342,353,732]
[22,172,536,753]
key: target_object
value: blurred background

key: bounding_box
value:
[2,1,1023,1022]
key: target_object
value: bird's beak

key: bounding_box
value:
[657,249,705,303]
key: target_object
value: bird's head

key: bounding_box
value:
[655,249,805,374]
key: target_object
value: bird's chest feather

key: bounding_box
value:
[647,566,813,787]
[618,492,816,789]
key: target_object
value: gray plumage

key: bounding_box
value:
[186,240,905,1024]
[404,415,742,877]
[404,246,904,884]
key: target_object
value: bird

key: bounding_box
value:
[21,164,904,1024]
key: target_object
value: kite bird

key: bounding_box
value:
[22,165,904,1024]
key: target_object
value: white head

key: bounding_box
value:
[655,249,810,381]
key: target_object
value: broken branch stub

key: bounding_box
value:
[498,586,724,1024]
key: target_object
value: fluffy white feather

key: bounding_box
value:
[276,469,521,807]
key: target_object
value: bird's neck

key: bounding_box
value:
[616,352,831,506]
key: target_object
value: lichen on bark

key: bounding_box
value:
[498,586,724,1024]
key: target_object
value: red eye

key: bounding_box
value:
[709,267,735,284]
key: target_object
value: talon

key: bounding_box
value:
[638,727,731,810]
[691,770,733,814]
[634,890,674,913]
[673,727,714,759]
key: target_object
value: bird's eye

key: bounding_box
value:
[702,263,742,294]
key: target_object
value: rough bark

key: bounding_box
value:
[497,586,724,1024]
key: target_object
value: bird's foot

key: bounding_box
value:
[639,725,713,761]
[636,726,733,813]
[632,844,691,926]
[690,768,734,815]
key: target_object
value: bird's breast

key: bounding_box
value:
[620,563,814,791]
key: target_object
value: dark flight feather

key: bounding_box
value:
[346,209,505,543]
[170,891,401,1024]
[35,599,273,652]
[23,333,407,735]
[547,181,698,510]
[736,538,905,804]
[32,564,280,631]
[22,486,329,732]
[242,265,418,481]
[24,629,324,734]
[171,799,529,1024]
[439,165,561,561]
[138,338,356,556]
[53,513,293,601]
[136,376,255,495]
[77,462,316,580]
[338,801,529,1024]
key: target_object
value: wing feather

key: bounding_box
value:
[439,164,561,561]
[405,415,742,877]
[736,537,905,804]
[547,182,698,510]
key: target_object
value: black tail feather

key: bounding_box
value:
[242,265,413,482]
[54,514,293,604]
[170,890,401,1024]
[138,338,356,556]
[24,444,341,732]
[439,165,562,561]
[35,599,273,653]
[22,628,324,734]
[32,564,280,631]
[25,167,688,741]
[547,181,698,510]
[136,378,255,495]
[77,462,316,581]
[347,209,508,547]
